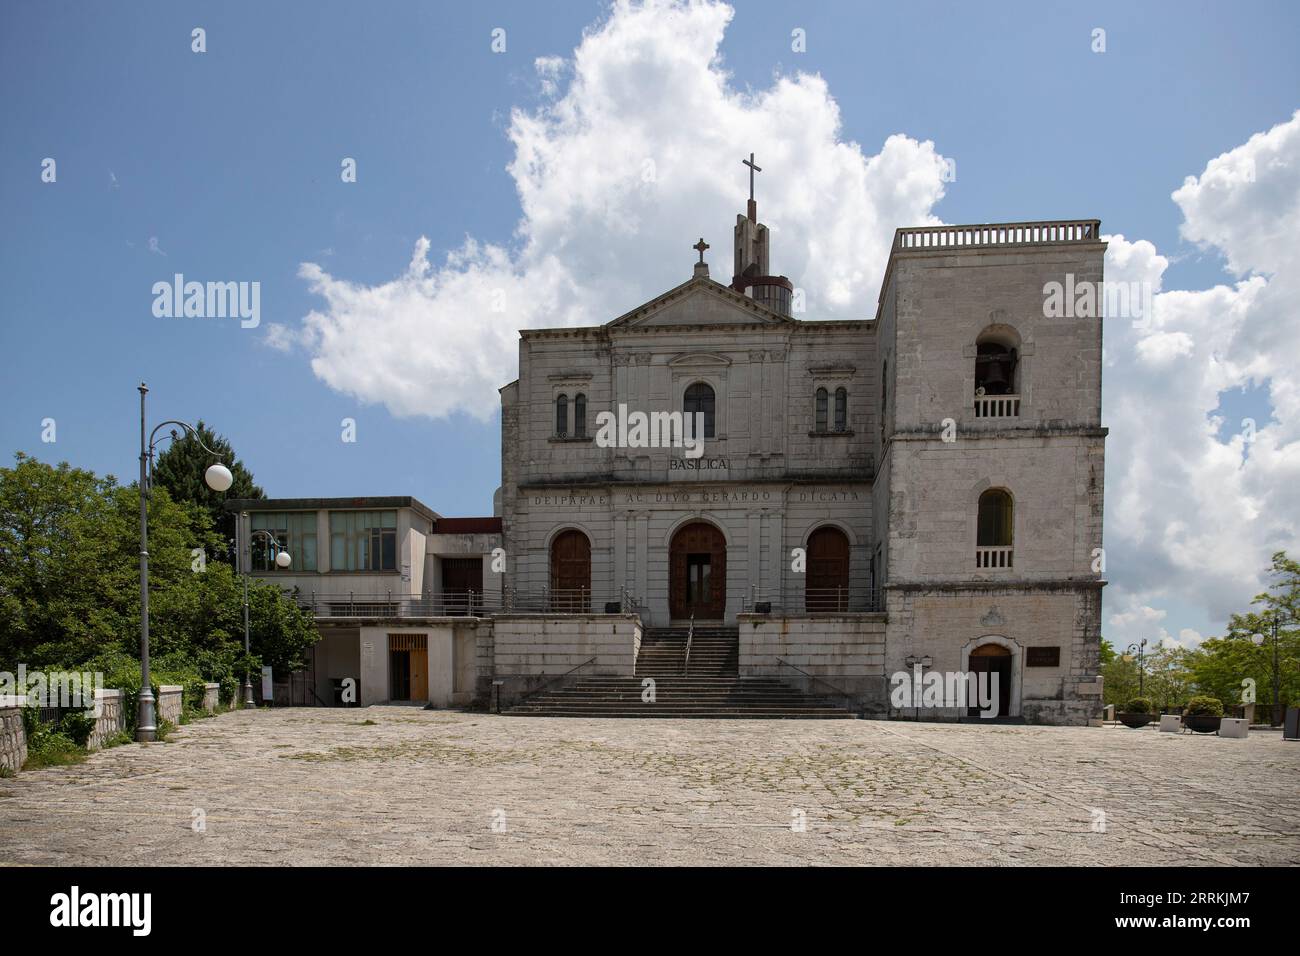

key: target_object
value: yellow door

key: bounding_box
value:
[410,647,428,701]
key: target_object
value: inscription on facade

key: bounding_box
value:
[670,458,730,470]
[1026,647,1061,667]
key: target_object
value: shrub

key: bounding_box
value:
[1123,697,1153,714]
[57,709,96,748]
[1184,695,1224,717]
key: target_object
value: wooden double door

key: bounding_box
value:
[669,521,726,619]
[550,529,592,611]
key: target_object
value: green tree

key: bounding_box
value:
[1196,551,1300,718]
[0,454,316,696]
[1099,638,1140,708]
[151,421,262,561]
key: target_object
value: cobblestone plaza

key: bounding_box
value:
[1,708,1296,866]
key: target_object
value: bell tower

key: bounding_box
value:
[730,152,793,316]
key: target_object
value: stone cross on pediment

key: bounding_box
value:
[693,237,709,263]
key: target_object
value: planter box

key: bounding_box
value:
[1117,713,1155,729]
[1183,714,1222,734]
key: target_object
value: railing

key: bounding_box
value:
[974,394,1021,418]
[894,219,1101,251]
[741,585,884,615]
[301,586,646,619]
[975,546,1014,569]
[684,612,695,675]
[501,657,597,713]
[775,658,864,716]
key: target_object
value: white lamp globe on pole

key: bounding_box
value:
[1251,633,1265,646]
[275,549,292,569]
[205,463,234,492]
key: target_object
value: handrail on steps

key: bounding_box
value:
[775,657,859,712]
[684,612,695,675]
[506,656,598,712]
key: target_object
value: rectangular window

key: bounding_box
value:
[329,510,398,571]
[250,512,317,571]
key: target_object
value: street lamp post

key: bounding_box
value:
[1125,639,1148,698]
[237,514,292,707]
[137,383,233,742]
[1250,614,1294,727]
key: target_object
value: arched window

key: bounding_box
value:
[977,490,1013,546]
[573,393,587,438]
[684,382,715,439]
[834,388,848,432]
[555,394,568,437]
[815,387,828,432]
[977,489,1014,569]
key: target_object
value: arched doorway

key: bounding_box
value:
[806,526,850,612]
[669,521,726,619]
[549,529,591,612]
[967,643,1013,718]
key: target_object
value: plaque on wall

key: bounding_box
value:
[1026,647,1060,667]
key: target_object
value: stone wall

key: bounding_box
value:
[884,585,1103,725]
[0,695,27,773]
[87,689,125,751]
[202,683,220,714]
[737,614,888,709]
[157,685,183,726]
[491,614,640,705]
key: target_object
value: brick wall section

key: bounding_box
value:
[0,696,26,772]
[87,690,125,751]
[157,685,183,726]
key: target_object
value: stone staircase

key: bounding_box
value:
[506,625,857,719]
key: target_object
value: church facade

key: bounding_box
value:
[237,166,1107,725]
[497,183,1107,724]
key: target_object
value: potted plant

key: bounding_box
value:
[1183,696,1224,734]
[1117,696,1155,728]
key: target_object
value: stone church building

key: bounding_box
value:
[235,163,1106,724]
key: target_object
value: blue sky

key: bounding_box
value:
[3,0,1299,645]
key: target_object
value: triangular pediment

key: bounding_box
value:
[605,276,794,331]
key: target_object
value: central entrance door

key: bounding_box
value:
[549,529,591,612]
[967,643,1013,717]
[806,526,851,612]
[669,521,726,619]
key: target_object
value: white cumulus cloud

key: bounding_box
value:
[1102,109,1300,646]
[273,0,950,421]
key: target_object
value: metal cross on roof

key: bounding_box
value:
[693,237,709,263]
[742,152,761,201]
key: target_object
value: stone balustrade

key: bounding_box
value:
[87,689,125,751]
[0,695,27,773]
[157,685,184,726]
[894,219,1102,251]
[202,683,220,714]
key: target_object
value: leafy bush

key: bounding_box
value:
[1123,697,1153,714]
[22,714,86,770]
[1184,695,1224,717]
[57,709,96,747]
